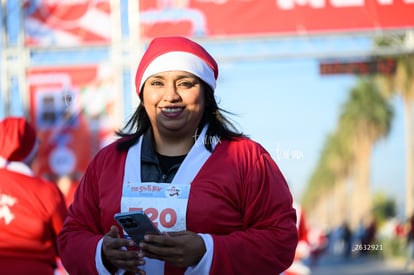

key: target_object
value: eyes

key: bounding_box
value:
[148,77,199,89]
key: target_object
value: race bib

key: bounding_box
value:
[121,182,190,231]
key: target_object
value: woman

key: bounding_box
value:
[57,36,298,275]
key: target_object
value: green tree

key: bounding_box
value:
[301,129,354,228]
[301,151,336,228]
[374,33,414,219]
[339,78,394,227]
[323,129,354,227]
[372,191,397,225]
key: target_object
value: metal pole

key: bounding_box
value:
[109,0,123,127]
[128,0,140,110]
[1,0,9,117]
[404,30,414,219]
[17,0,29,118]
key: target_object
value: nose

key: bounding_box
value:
[163,83,181,102]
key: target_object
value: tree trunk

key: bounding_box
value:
[352,138,372,228]
[333,177,348,227]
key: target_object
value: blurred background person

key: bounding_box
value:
[0,117,68,275]
[360,216,377,256]
[284,203,311,275]
[56,174,80,208]
[405,214,414,271]
[307,221,328,267]
[341,221,352,259]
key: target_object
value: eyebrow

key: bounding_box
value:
[149,72,198,80]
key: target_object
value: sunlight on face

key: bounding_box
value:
[142,71,205,138]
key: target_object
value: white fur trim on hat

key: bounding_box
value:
[140,51,216,91]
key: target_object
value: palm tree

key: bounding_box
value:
[374,33,414,218]
[339,78,394,227]
[301,128,354,228]
[323,129,354,227]
[301,156,336,228]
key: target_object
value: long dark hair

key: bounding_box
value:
[116,81,244,152]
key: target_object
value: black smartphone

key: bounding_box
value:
[114,210,161,244]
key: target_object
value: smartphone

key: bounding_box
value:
[114,210,161,244]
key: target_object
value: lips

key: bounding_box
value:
[160,107,184,118]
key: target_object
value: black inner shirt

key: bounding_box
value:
[155,152,187,175]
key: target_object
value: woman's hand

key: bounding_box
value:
[102,225,146,275]
[139,230,206,268]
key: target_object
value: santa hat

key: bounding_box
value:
[135,36,218,96]
[0,117,38,163]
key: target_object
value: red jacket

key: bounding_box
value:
[58,137,298,274]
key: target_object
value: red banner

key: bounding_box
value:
[140,0,414,38]
[24,0,111,46]
[27,65,120,182]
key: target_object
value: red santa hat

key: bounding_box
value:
[135,36,218,96]
[0,117,38,162]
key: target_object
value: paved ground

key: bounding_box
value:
[308,253,412,275]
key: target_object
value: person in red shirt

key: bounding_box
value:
[0,117,68,275]
[57,36,298,275]
[284,204,311,275]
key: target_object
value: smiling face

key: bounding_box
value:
[142,70,205,141]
